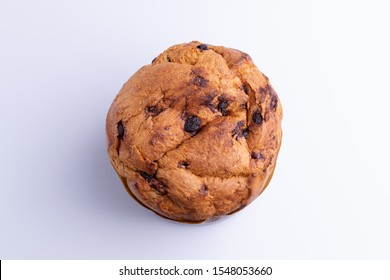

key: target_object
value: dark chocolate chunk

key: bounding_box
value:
[197,44,208,51]
[252,109,263,125]
[192,76,209,87]
[202,93,217,112]
[240,103,248,110]
[199,184,208,195]
[178,161,189,169]
[270,94,278,111]
[167,56,172,62]
[150,179,168,195]
[233,120,245,133]
[257,86,269,103]
[151,57,157,64]
[146,105,157,113]
[140,171,153,182]
[243,129,249,139]
[140,171,168,195]
[232,121,248,140]
[251,151,264,160]
[242,84,248,94]
[184,115,201,133]
[217,99,229,116]
[145,105,163,116]
[259,87,267,94]
[117,121,124,138]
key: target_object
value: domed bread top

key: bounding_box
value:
[106,41,282,223]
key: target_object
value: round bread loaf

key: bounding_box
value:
[106,41,282,223]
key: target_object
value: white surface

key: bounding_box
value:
[1,0,390,259]
[4,261,390,280]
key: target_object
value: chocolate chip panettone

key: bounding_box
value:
[106,41,282,223]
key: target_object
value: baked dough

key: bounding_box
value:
[106,41,282,223]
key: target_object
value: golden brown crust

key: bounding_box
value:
[106,41,283,223]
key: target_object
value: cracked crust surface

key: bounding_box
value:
[106,41,283,223]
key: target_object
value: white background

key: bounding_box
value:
[1,0,389,259]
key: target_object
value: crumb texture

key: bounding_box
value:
[106,41,283,223]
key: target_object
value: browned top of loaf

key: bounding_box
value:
[106,41,282,223]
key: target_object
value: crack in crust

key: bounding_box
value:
[106,41,282,223]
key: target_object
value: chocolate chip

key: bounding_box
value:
[184,115,201,133]
[242,84,248,94]
[178,161,189,169]
[197,44,208,51]
[150,179,168,195]
[243,129,249,139]
[259,87,267,94]
[203,93,217,112]
[199,184,208,195]
[151,57,157,64]
[140,171,153,182]
[234,120,245,131]
[252,109,263,125]
[232,121,248,140]
[146,105,157,113]
[217,99,229,116]
[251,151,264,160]
[240,102,248,110]
[139,171,168,195]
[117,121,124,138]
[167,56,172,62]
[257,86,269,103]
[270,94,278,111]
[145,105,163,116]
[192,76,208,87]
